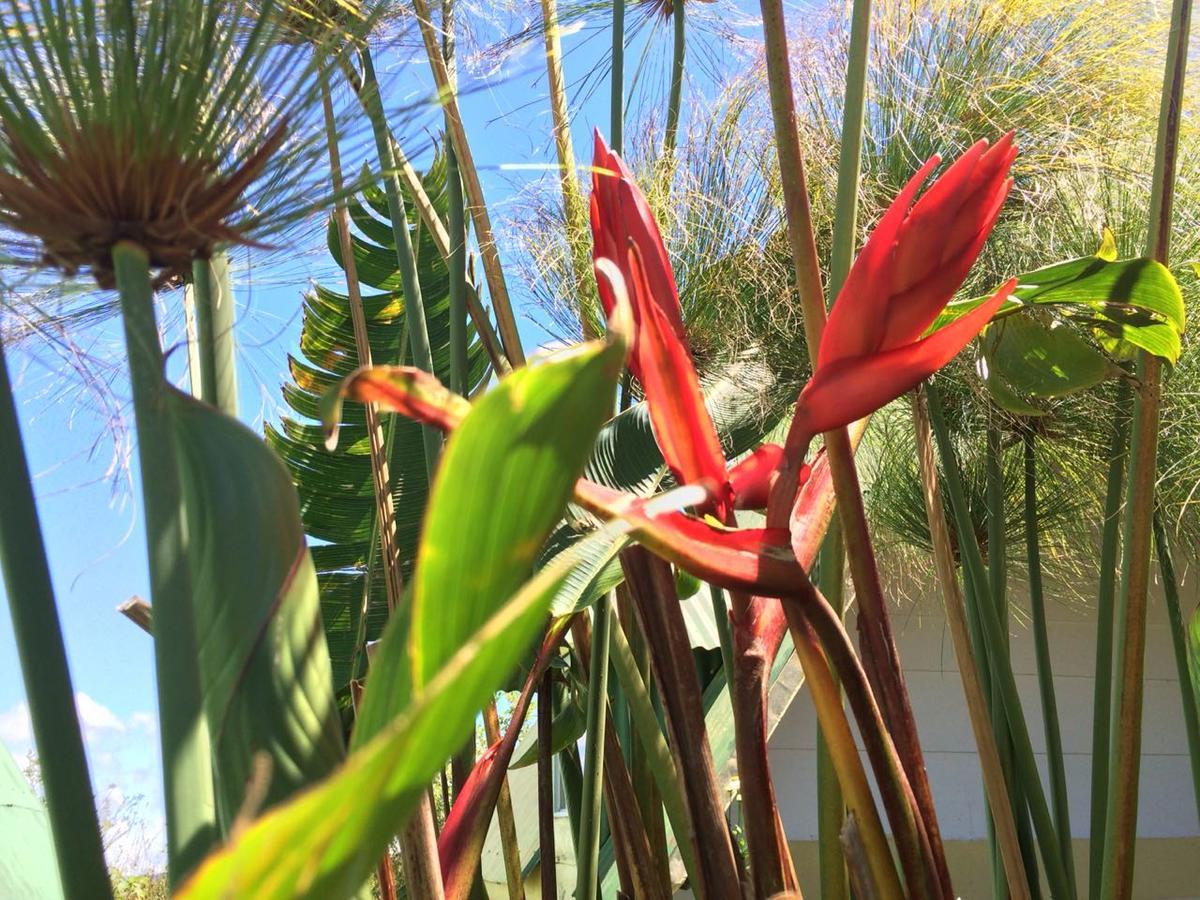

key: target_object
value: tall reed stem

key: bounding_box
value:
[538,668,558,898]
[0,340,113,900]
[620,547,740,899]
[611,0,625,153]
[411,0,525,365]
[482,701,526,899]
[663,0,684,155]
[924,380,1073,900]
[1152,509,1200,823]
[539,0,597,339]
[1102,2,1191,894]
[757,6,951,890]
[359,46,442,476]
[817,2,871,891]
[1087,380,1130,897]
[1023,431,1074,895]
[189,252,237,415]
[112,240,217,885]
[321,70,404,615]
[785,609,904,900]
[576,600,613,900]
[910,392,1029,897]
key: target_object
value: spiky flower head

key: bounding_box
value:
[0,0,361,288]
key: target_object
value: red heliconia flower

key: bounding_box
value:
[793,134,1019,444]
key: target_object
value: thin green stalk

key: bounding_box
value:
[358,45,442,476]
[816,2,870,888]
[442,0,468,395]
[924,380,1073,900]
[1102,2,1191,894]
[577,599,613,900]
[538,668,558,899]
[1024,432,1075,896]
[1087,380,1130,898]
[190,252,237,416]
[611,0,625,153]
[709,585,735,689]
[0,340,112,899]
[1152,508,1200,824]
[816,528,848,900]
[984,422,1015,899]
[608,608,698,884]
[663,0,684,156]
[112,240,217,885]
[562,743,585,856]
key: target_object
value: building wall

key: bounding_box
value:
[768,579,1200,897]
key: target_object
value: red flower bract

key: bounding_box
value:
[791,134,1019,442]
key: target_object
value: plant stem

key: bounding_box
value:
[538,668,558,899]
[786,608,904,900]
[730,595,798,896]
[1087,380,1130,897]
[539,0,597,339]
[1153,509,1200,825]
[924,380,1073,900]
[620,547,741,899]
[0,340,113,900]
[910,392,1029,898]
[359,45,443,477]
[816,1,870,886]
[758,4,952,888]
[112,240,217,885]
[482,701,526,900]
[189,252,238,415]
[1102,2,1190,894]
[611,0,625,153]
[663,0,685,156]
[1023,432,1075,895]
[609,602,698,884]
[410,0,526,366]
[321,69,404,615]
[442,0,470,395]
[576,599,613,900]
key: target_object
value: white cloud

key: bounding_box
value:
[0,701,32,745]
[75,692,126,735]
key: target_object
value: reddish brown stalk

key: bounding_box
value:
[619,547,742,900]
[729,592,799,897]
[376,854,398,900]
[781,588,938,898]
[571,615,671,900]
[757,2,951,892]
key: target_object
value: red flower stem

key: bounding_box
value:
[758,5,951,890]
[619,547,742,899]
[782,583,940,899]
[537,667,558,900]
[729,592,799,896]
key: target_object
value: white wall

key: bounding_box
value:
[768,578,1200,843]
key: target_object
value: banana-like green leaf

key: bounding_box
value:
[939,256,1186,362]
[268,160,489,704]
[980,314,1117,413]
[180,335,626,900]
[170,390,344,830]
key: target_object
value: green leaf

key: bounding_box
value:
[939,256,1186,362]
[180,337,626,900]
[410,341,626,688]
[0,747,63,899]
[1189,604,1200,723]
[981,314,1115,408]
[170,391,345,829]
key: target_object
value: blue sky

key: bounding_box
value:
[0,3,766,869]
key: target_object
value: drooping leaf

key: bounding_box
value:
[170,390,344,830]
[182,335,627,900]
[980,313,1116,412]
